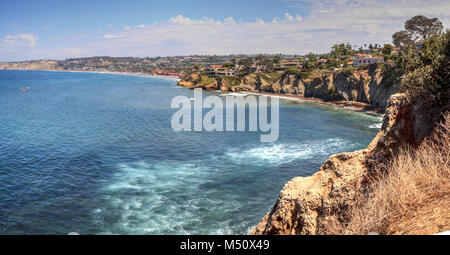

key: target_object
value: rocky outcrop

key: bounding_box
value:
[250,93,422,235]
[0,60,62,71]
[178,68,400,108]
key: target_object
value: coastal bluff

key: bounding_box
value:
[178,67,400,109]
[251,93,448,235]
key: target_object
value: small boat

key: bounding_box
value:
[20,89,28,92]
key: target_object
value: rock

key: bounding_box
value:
[250,93,422,235]
[178,69,400,108]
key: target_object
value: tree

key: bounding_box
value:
[393,30,414,48]
[272,55,280,64]
[238,57,254,74]
[255,55,266,64]
[345,43,353,51]
[307,52,317,62]
[382,44,394,55]
[223,62,236,69]
[405,15,444,41]
[258,57,274,73]
[393,15,444,48]
[331,44,349,57]
[401,29,449,111]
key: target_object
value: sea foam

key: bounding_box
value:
[226,138,349,165]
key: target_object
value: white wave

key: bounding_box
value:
[227,138,349,165]
[368,122,382,129]
[218,92,247,97]
[97,161,249,234]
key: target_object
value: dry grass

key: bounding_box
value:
[344,113,450,235]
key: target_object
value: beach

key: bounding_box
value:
[227,91,385,117]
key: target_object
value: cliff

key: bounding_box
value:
[178,67,400,108]
[0,60,63,71]
[250,93,449,235]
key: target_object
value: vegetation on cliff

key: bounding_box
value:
[345,114,449,234]
[251,16,449,235]
[344,24,449,235]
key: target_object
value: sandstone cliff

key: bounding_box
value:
[0,60,63,71]
[250,93,448,235]
[179,68,400,108]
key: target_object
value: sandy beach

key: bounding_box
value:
[234,91,385,116]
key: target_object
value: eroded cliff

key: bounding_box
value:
[250,93,448,235]
[178,67,400,108]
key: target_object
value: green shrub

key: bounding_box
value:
[197,75,216,86]
[344,66,354,75]
[328,86,339,100]
[298,71,311,80]
[401,30,449,110]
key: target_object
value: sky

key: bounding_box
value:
[0,0,449,61]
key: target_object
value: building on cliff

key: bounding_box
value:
[205,65,238,77]
[279,60,302,68]
[352,54,384,67]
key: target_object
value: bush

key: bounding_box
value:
[328,86,339,100]
[401,30,450,111]
[298,71,311,80]
[344,66,354,75]
[344,114,450,234]
[197,75,216,86]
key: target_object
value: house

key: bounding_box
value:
[279,60,301,68]
[352,55,384,67]
[215,70,238,77]
[249,65,266,73]
[205,65,237,77]
[354,53,369,58]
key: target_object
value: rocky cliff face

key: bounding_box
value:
[0,60,62,71]
[249,93,434,235]
[179,68,400,108]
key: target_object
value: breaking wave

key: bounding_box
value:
[227,138,350,165]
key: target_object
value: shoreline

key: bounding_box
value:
[0,69,181,81]
[241,91,385,116]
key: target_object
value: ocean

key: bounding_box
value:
[0,70,381,234]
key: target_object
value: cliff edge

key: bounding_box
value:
[250,93,449,235]
[179,67,400,109]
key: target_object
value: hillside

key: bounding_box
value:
[250,93,449,234]
[178,66,400,109]
[249,27,450,235]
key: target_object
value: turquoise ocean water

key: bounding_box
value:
[0,70,381,234]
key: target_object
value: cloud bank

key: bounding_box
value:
[1,0,449,60]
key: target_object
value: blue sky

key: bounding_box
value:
[1,0,449,61]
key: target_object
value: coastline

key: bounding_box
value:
[220,90,385,117]
[0,69,181,81]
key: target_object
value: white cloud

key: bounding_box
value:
[4,34,38,48]
[284,13,295,22]
[104,34,124,39]
[2,0,449,60]
[86,0,449,57]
